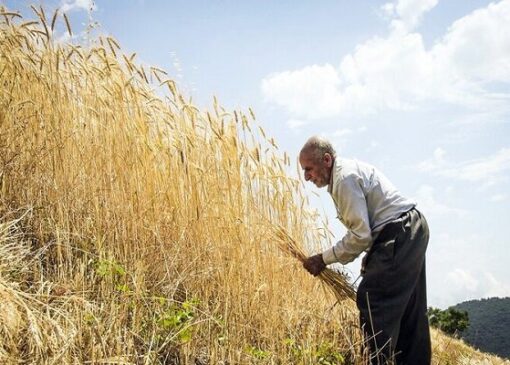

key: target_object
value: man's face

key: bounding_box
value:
[299,151,333,188]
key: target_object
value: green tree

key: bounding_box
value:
[428,307,469,335]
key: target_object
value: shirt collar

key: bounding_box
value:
[327,157,338,194]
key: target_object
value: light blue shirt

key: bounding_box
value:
[322,158,416,265]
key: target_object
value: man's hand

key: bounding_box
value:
[303,254,326,276]
[361,253,368,275]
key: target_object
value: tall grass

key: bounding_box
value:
[0,7,507,365]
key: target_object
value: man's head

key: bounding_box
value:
[299,136,336,188]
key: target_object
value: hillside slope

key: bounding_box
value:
[454,297,510,359]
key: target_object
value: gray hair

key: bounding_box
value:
[300,136,336,162]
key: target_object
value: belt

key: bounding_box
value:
[374,207,415,245]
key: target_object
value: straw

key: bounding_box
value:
[272,225,356,302]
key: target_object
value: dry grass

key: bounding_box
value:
[430,329,509,365]
[0,6,508,365]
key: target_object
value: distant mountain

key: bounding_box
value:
[453,297,510,359]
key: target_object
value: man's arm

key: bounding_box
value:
[322,174,372,265]
[303,174,373,276]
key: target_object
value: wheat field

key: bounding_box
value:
[0,6,508,365]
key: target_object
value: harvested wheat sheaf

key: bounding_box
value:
[272,225,356,302]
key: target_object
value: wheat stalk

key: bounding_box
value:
[272,225,356,302]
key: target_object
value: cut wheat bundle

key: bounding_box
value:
[272,225,356,302]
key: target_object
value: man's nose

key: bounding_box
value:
[304,172,311,181]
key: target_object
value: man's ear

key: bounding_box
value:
[323,153,333,167]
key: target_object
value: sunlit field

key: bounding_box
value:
[0,6,507,364]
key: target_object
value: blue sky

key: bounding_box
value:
[5,0,510,309]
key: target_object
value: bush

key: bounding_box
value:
[428,307,469,335]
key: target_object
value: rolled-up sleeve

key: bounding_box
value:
[322,174,372,265]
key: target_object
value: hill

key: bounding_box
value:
[454,297,510,359]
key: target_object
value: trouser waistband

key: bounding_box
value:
[361,207,417,275]
[375,207,416,245]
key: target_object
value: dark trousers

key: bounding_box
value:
[357,208,431,365]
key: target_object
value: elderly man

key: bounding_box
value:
[300,136,431,365]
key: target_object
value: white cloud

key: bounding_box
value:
[261,0,510,119]
[55,0,99,45]
[436,1,510,83]
[437,269,510,307]
[483,271,510,298]
[427,231,510,307]
[325,128,367,153]
[417,147,446,171]
[61,0,97,13]
[490,193,508,202]
[447,268,479,292]
[383,0,439,33]
[365,140,380,153]
[433,147,446,161]
[332,128,353,138]
[442,148,510,183]
[419,147,510,187]
[415,184,467,218]
[261,64,342,119]
[287,119,307,129]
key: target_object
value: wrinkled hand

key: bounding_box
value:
[303,254,326,276]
